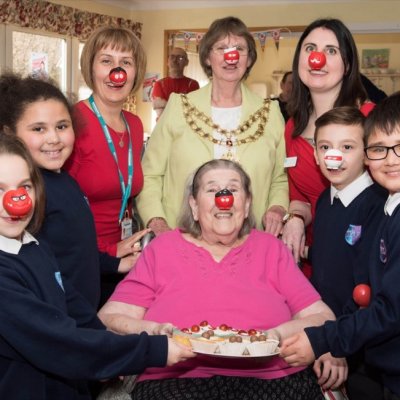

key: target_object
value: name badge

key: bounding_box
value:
[284,156,297,168]
[121,217,133,240]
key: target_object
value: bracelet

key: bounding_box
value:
[282,212,305,224]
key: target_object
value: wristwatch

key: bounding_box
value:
[282,212,305,224]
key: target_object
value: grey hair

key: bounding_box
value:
[178,159,256,238]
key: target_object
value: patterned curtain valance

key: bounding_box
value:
[0,0,142,40]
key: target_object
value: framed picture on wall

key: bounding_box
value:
[362,48,390,69]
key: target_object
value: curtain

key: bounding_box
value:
[0,0,141,40]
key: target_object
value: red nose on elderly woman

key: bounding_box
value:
[99,159,345,400]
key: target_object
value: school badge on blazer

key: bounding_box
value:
[380,238,387,263]
[345,224,362,245]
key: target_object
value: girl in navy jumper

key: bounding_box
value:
[281,93,400,400]
[0,73,151,309]
[0,134,194,399]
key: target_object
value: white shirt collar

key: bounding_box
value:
[330,171,374,207]
[0,231,38,255]
[384,192,400,216]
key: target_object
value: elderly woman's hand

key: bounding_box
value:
[280,201,311,262]
[281,217,306,263]
[313,353,348,390]
[152,322,175,336]
[263,205,286,237]
[147,217,171,236]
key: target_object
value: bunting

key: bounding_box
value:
[173,28,291,53]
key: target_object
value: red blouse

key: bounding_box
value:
[65,101,144,256]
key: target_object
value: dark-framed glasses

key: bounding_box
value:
[212,45,249,56]
[364,144,400,160]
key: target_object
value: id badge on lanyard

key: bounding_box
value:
[121,210,133,240]
[88,95,134,241]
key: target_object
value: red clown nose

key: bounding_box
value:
[353,284,371,308]
[109,67,127,86]
[3,187,32,217]
[224,47,240,65]
[308,51,326,70]
[215,189,234,210]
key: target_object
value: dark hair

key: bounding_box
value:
[288,18,367,138]
[364,91,400,146]
[178,159,256,238]
[0,73,73,134]
[281,71,292,84]
[80,26,146,95]
[199,16,257,80]
[314,106,365,142]
[0,133,45,233]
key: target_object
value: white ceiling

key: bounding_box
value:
[94,0,357,11]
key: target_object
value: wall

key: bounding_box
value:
[50,0,400,132]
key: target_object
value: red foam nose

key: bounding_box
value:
[224,48,240,64]
[109,67,127,84]
[3,187,33,217]
[215,189,234,210]
[308,51,326,70]
[353,284,371,308]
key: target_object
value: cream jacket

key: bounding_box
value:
[136,82,288,229]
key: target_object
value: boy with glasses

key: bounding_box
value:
[281,92,400,400]
[152,47,199,119]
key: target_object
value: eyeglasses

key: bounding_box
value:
[364,144,400,160]
[169,55,187,62]
[212,45,249,56]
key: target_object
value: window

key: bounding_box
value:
[1,24,83,100]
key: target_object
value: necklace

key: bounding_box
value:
[181,94,270,159]
[115,130,126,148]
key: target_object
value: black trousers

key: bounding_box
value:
[384,387,400,400]
[346,353,384,400]
[131,368,324,400]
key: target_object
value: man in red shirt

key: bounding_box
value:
[152,47,199,119]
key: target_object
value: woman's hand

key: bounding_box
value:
[147,217,171,236]
[116,228,152,258]
[152,322,175,336]
[313,353,348,390]
[281,217,306,262]
[280,200,311,262]
[166,338,196,366]
[263,205,286,237]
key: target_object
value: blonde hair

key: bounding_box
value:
[80,26,146,95]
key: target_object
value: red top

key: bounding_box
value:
[151,76,199,101]
[65,101,144,256]
[285,101,375,248]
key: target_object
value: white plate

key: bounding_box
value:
[193,347,281,359]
